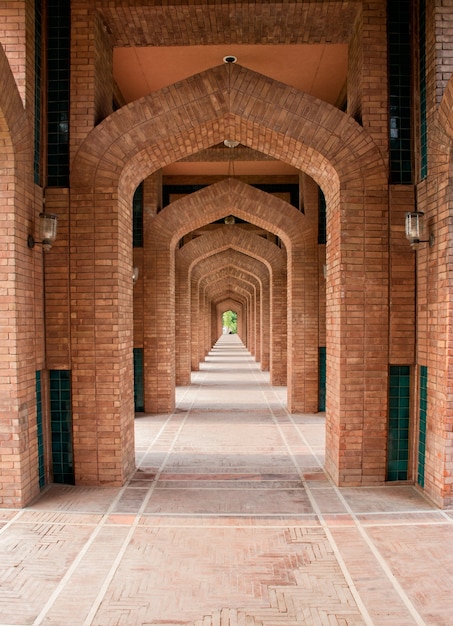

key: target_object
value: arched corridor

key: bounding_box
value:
[0,335,452,625]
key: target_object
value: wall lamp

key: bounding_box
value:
[28,213,58,252]
[405,211,434,249]
[132,266,139,284]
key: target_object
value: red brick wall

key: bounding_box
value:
[0,33,42,506]
[0,1,27,103]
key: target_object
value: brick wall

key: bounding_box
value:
[0,29,42,506]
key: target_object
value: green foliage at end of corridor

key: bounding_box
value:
[222,310,237,334]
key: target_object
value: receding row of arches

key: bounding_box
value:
[67,62,391,490]
[2,44,453,506]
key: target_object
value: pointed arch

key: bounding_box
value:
[72,63,385,196]
[69,61,389,489]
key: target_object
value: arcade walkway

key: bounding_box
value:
[1,335,452,625]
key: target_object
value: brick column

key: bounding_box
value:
[191,278,200,371]
[325,188,389,486]
[175,264,191,386]
[143,242,175,414]
[270,268,287,386]
[287,241,319,413]
[260,275,270,371]
[69,189,135,485]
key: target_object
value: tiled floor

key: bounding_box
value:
[1,335,453,626]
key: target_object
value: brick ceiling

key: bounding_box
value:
[100,1,355,177]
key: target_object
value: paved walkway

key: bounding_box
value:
[1,334,453,626]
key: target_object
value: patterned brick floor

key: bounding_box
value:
[1,335,452,625]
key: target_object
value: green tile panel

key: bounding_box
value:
[50,370,74,484]
[418,365,427,487]
[387,365,410,481]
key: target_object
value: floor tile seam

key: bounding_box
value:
[2,520,103,528]
[30,484,139,626]
[138,512,317,518]
[152,485,303,489]
[80,408,195,626]
[81,371,210,626]
[0,509,28,536]
[359,520,452,528]
[246,363,377,626]
[136,522,321,528]
[353,509,447,516]
[280,408,428,626]
[267,424,376,626]
[31,390,197,625]
[135,413,176,463]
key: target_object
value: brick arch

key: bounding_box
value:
[72,63,385,196]
[177,223,285,273]
[438,75,453,140]
[70,62,390,489]
[216,297,244,339]
[206,279,252,346]
[154,179,305,251]
[0,45,28,147]
[215,297,245,343]
[153,188,295,394]
[174,226,284,385]
[0,45,29,220]
[188,250,269,372]
[0,44,38,507]
[200,266,259,353]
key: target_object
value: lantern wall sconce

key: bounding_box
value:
[28,213,58,252]
[405,211,434,249]
[132,266,139,284]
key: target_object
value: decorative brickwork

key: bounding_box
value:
[6,1,453,508]
[0,40,41,507]
[176,227,281,384]
[71,58,388,485]
[176,251,264,384]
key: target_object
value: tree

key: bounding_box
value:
[222,310,237,334]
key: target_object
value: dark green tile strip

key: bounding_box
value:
[46,0,70,187]
[318,347,326,412]
[318,188,326,245]
[387,365,410,481]
[34,0,42,185]
[418,365,427,487]
[36,371,45,489]
[419,0,428,179]
[133,183,144,247]
[50,370,74,484]
[388,0,413,184]
[134,348,144,412]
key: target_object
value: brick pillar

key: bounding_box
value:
[70,189,135,485]
[325,188,389,486]
[197,288,207,365]
[248,289,255,357]
[260,275,270,371]
[191,279,200,371]
[270,267,287,386]
[287,241,319,413]
[175,263,191,386]
[254,283,261,362]
[203,292,210,358]
[143,241,175,414]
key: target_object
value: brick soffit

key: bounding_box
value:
[97,2,360,46]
